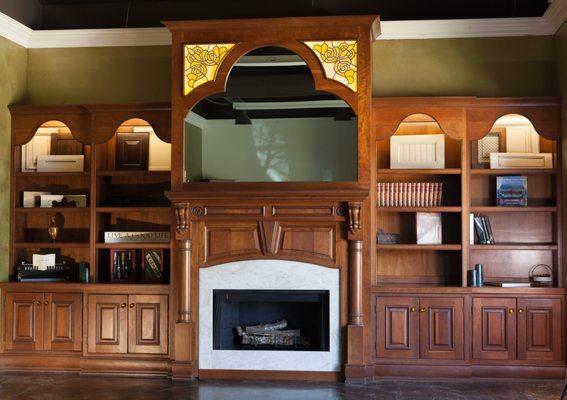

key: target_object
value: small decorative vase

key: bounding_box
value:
[48,216,58,242]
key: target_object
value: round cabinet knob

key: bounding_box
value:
[129,303,135,308]
[120,303,126,308]
[44,301,49,306]
[36,301,42,306]
[518,308,524,314]
[419,308,426,313]
[410,307,417,312]
[508,308,515,314]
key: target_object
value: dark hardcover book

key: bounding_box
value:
[483,215,495,244]
[473,214,489,244]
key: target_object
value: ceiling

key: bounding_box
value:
[0,0,551,30]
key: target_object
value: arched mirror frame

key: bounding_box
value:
[165,15,380,195]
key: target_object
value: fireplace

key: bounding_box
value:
[199,260,340,371]
[212,289,330,351]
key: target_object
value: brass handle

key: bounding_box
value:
[508,308,515,314]
[129,303,135,308]
[44,300,49,306]
[120,303,126,308]
[36,301,41,306]
[518,308,524,314]
[419,307,426,313]
[410,307,417,312]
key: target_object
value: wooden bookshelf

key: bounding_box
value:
[9,104,172,284]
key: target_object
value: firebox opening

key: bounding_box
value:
[212,289,330,352]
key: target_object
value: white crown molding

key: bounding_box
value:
[1,3,566,49]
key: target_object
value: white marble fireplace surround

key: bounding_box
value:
[199,260,341,371]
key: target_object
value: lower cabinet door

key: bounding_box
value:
[127,294,168,354]
[419,297,464,360]
[375,296,419,359]
[43,293,82,352]
[5,292,44,351]
[517,298,562,361]
[87,294,128,354]
[472,297,517,361]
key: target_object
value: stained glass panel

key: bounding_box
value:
[303,40,357,92]
[183,43,236,96]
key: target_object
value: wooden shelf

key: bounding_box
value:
[470,206,557,213]
[96,206,171,213]
[15,207,89,213]
[376,244,462,251]
[96,243,170,249]
[377,206,461,212]
[470,168,556,175]
[16,172,89,177]
[14,242,90,249]
[377,168,461,175]
[470,244,557,251]
[96,170,170,177]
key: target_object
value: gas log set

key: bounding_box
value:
[235,319,311,349]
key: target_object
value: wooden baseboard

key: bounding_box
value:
[198,369,343,381]
[373,363,567,381]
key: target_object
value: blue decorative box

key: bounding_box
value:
[496,176,527,206]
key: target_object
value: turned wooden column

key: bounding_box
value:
[348,240,363,325]
[178,239,191,323]
[175,203,191,323]
[347,202,363,326]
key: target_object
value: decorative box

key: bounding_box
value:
[390,134,445,169]
[489,153,552,169]
[36,155,84,172]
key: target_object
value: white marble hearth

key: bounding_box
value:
[199,260,341,371]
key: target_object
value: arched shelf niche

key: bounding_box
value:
[183,46,359,183]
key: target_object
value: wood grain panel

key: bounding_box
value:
[5,292,43,351]
[204,206,265,216]
[517,298,562,361]
[128,294,168,354]
[87,294,128,354]
[472,297,516,361]
[419,297,464,360]
[43,293,82,352]
[375,296,418,359]
[203,221,263,265]
[274,222,336,266]
[271,206,334,217]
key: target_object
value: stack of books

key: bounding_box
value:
[377,182,443,207]
[471,214,495,244]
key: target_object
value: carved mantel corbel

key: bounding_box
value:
[174,202,190,235]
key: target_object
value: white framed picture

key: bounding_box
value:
[416,212,442,245]
[390,134,445,169]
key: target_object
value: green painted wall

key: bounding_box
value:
[27,46,171,104]
[0,36,28,281]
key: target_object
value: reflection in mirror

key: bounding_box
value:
[21,120,84,172]
[184,47,357,182]
[114,118,171,171]
[474,114,555,169]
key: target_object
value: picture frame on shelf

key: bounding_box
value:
[390,134,445,169]
[472,127,505,168]
[489,152,553,169]
[141,249,164,282]
[416,212,442,245]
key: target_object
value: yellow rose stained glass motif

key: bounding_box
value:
[183,43,236,96]
[303,40,357,92]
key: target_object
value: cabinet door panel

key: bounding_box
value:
[128,295,168,354]
[517,298,562,361]
[43,293,82,352]
[5,292,43,351]
[472,297,516,361]
[375,296,418,359]
[419,297,464,360]
[87,294,128,354]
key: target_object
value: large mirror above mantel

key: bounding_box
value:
[184,47,358,183]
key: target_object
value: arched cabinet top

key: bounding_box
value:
[9,103,171,146]
[9,105,91,146]
[372,97,470,140]
[465,97,561,142]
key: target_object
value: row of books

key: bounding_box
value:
[470,214,495,245]
[377,182,443,207]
